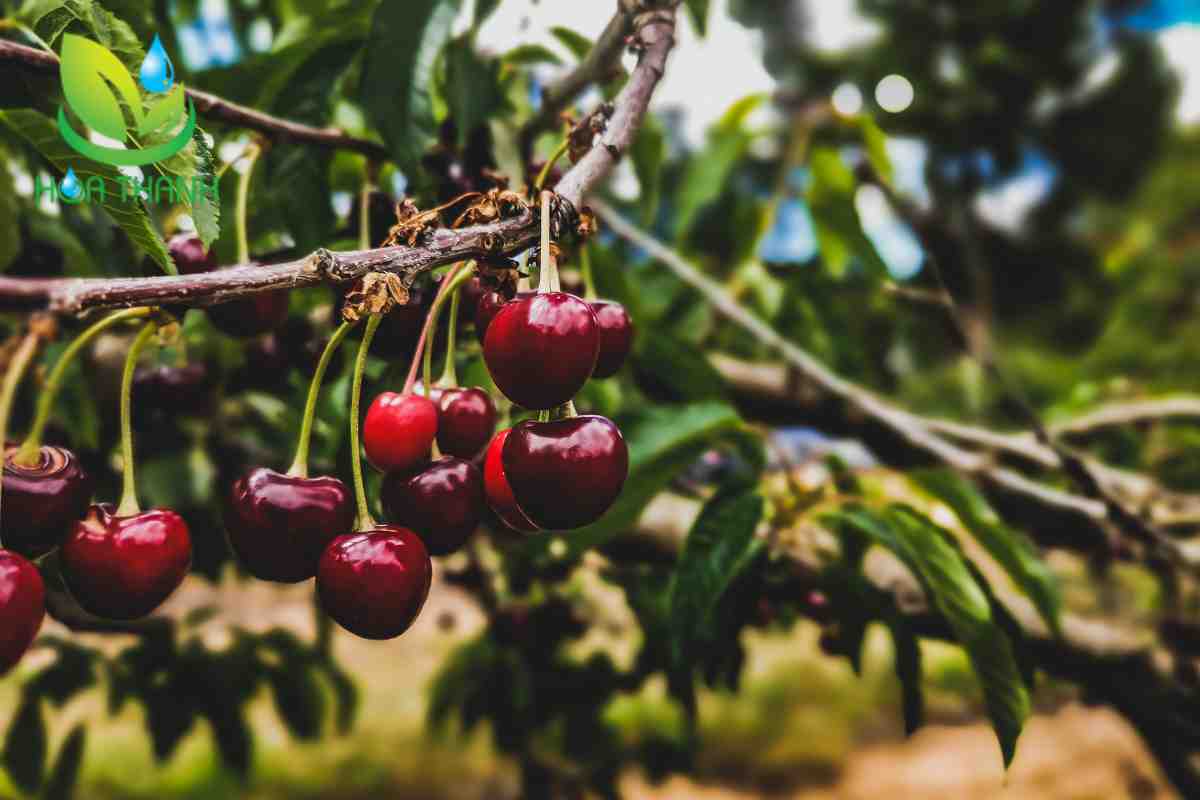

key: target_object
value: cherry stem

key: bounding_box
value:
[357,179,373,250]
[580,243,598,301]
[288,320,354,479]
[16,307,152,466]
[117,322,160,517]
[0,331,44,548]
[438,280,462,389]
[235,143,262,266]
[350,314,382,531]
[537,191,560,294]
[401,262,476,396]
[534,138,570,192]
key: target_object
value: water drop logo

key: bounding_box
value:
[59,167,82,200]
[56,33,195,167]
[139,35,174,94]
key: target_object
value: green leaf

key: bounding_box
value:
[633,326,729,402]
[3,696,47,793]
[0,109,173,272]
[557,403,757,556]
[268,667,326,741]
[631,112,666,225]
[912,470,1062,636]
[502,44,563,67]
[858,116,893,187]
[360,0,462,174]
[0,156,19,270]
[808,146,887,278]
[474,0,501,28]
[685,0,710,35]
[43,725,86,800]
[317,660,359,734]
[440,35,507,147]
[22,0,145,70]
[143,686,195,761]
[549,26,592,60]
[203,705,252,776]
[887,621,924,736]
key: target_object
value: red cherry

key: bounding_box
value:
[589,300,634,379]
[381,456,484,556]
[0,550,44,676]
[60,505,192,620]
[503,416,628,529]
[483,292,599,409]
[474,291,509,343]
[167,233,216,274]
[362,392,439,473]
[317,526,431,639]
[225,468,355,583]
[436,388,497,458]
[1,445,93,558]
[482,429,539,533]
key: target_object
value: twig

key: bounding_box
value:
[0,39,389,160]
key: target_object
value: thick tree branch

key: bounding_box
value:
[0,6,678,314]
[0,39,390,160]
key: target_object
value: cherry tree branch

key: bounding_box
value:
[0,39,390,160]
[0,5,678,314]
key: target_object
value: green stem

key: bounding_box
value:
[438,280,463,388]
[402,263,477,395]
[350,314,383,530]
[16,307,152,466]
[534,138,570,192]
[288,321,354,478]
[235,144,262,265]
[0,332,43,548]
[117,322,160,517]
[358,180,372,250]
[580,244,597,301]
[537,191,560,293]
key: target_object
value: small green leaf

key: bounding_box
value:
[0,154,19,270]
[857,116,893,186]
[502,44,563,66]
[633,326,729,402]
[317,660,359,734]
[360,0,462,174]
[808,146,887,278]
[887,621,924,736]
[440,35,507,148]
[144,686,195,761]
[43,725,86,800]
[549,26,592,60]
[685,0,710,35]
[3,696,47,793]
[268,667,326,741]
[912,470,1062,636]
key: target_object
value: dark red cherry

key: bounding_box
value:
[317,526,431,640]
[1,445,93,558]
[225,468,355,583]
[437,388,497,458]
[0,550,44,676]
[134,363,213,416]
[207,290,290,338]
[167,233,216,275]
[60,505,192,620]
[503,416,628,530]
[474,288,527,344]
[363,392,438,473]
[483,292,599,409]
[482,429,539,533]
[589,300,634,379]
[381,456,484,556]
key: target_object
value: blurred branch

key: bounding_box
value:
[0,39,390,160]
[1050,397,1200,438]
[0,6,678,314]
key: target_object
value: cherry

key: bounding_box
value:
[483,292,599,409]
[60,505,192,620]
[503,416,628,529]
[381,456,484,556]
[207,290,290,338]
[1,444,93,558]
[317,526,431,639]
[225,468,355,583]
[482,429,539,533]
[134,363,213,417]
[436,388,497,458]
[589,300,634,379]
[0,550,44,676]
[362,392,438,473]
[474,287,524,344]
[167,233,216,275]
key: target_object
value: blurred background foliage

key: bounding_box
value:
[1,0,1200,798]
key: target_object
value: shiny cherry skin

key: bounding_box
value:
[437,388,497,458]
[168,233,216,274]
[474,288,528,345]
[482,429,539,533]
[483,292,599,409]
[0,550,44,676]
[60,505,192,620]
[1,445,93,558]
[363,392,439,473]
[225,468,355,583]
[589,300,634,379]
[317,526,432,640]
[503,416,628,530]
[381,456,484,556]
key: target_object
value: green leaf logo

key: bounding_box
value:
[57,34,196,167]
